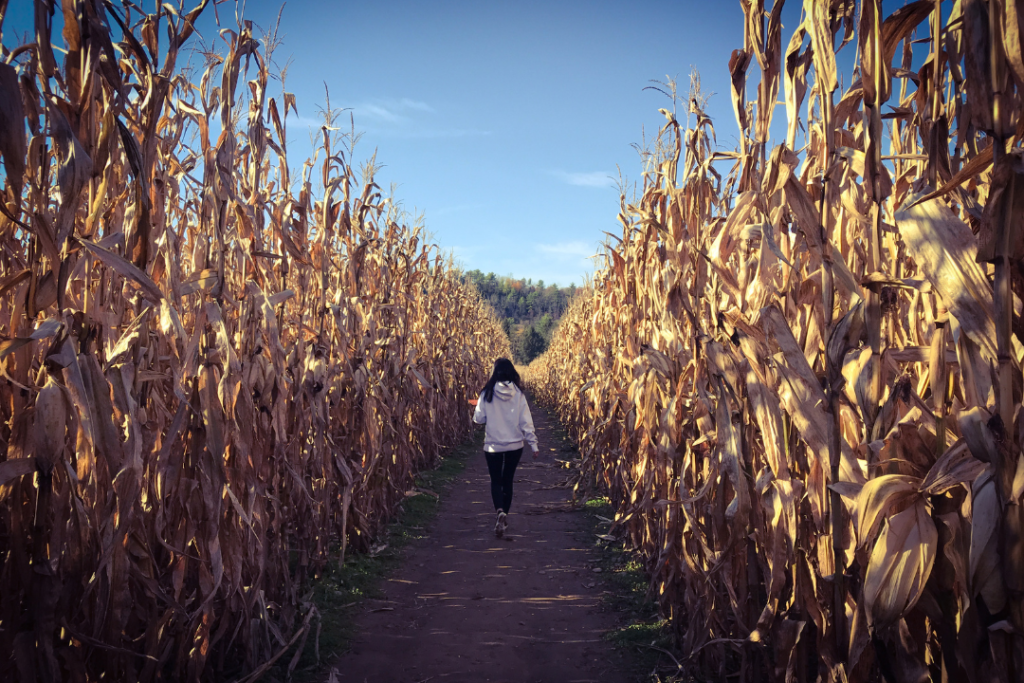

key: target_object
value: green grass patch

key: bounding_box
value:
[522,400,688,681]
[533,403,684,681]
[281,429,482,682]
[578,496,687,683]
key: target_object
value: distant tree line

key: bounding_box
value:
[462,270,578,365]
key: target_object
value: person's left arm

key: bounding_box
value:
[519,395,540,457]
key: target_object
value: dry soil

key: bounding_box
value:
[329,397,632,683]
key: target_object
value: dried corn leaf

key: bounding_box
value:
[863,499,936,627]
[897,198,1004,367]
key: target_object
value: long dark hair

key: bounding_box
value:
[481,358,522,403]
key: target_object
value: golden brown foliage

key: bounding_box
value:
[0,2,509,681]
[528,1,1024,681]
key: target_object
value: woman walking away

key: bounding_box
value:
[473,358,539,538]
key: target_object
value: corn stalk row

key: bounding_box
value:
[527,1,1024,681]
[0,1,509,681]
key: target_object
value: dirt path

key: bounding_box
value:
[329,397,631,683]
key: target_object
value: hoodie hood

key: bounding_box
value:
[495,381,517,401]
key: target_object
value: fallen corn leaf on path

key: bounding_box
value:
[329,397,632,683]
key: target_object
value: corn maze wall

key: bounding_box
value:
[0,1,509,681]
[527,1,1024,681]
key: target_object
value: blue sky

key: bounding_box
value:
[253,0,758,286]
[2,1,919,286]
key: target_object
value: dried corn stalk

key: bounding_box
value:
[0,2,508,681]
[527,2,1024,681]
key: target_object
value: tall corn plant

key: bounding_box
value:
[527,1,1024,681]
[0,2,510,681]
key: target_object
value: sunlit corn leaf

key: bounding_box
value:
[863,499,937,627]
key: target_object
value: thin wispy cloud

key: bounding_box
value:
[358,103,403,123]
[382,128,492,140]
[279,98,489,139]
[399,98,435,113]
[537,241,595,257]
[529,241,597,285]
[448,245,483,262]
[549,170,616,188]
[433,203,485,217]
[285,104,486,140]
[351,98,437,124]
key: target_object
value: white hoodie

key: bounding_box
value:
[473,382,539,453]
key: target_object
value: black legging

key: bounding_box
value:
[485,448,523,513]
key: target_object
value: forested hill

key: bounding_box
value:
[462,270,579,365]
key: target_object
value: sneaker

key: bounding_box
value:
[494,511,507,538]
